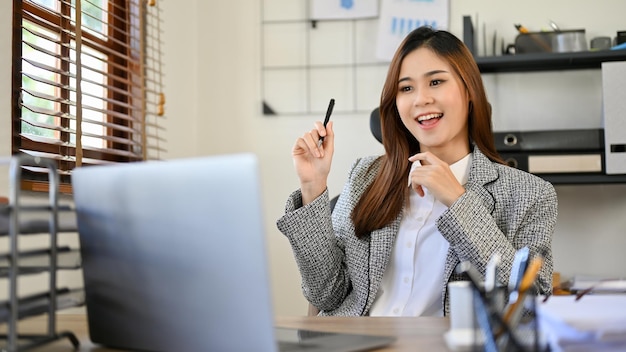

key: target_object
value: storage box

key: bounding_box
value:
[515,29,587,54]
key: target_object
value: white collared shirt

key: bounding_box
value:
[369,153,472,317]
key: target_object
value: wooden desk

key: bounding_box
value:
[11,314,450,351]
[277,316,450,351]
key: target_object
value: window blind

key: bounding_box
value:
[12,0,166,193]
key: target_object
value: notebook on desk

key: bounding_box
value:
[72,154,394,352]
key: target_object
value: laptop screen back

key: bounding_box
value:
[73,154,277,352]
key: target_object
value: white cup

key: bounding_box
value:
[448,281,475,331]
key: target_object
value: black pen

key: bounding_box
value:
[318,98,335,147]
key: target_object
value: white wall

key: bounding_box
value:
[177,0,626,316]
[2,1,625,317]
[0,2,12,188]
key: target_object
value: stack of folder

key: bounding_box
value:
[569,275,626,295]
[536,295,626,351]
[493,129,605,174]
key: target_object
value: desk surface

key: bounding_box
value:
[13,314,450,351]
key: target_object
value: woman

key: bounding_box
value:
[276,26,557,316]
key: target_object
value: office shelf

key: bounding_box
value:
[476,49,626,73]
[0,288,84,323]
[0,247,81,276]
[536,173,626,185]
[0,155,82,351]
[475,50,626,184]
[0,204,77,236]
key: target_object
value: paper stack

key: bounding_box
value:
[569,276,626,294]
[536,295,626,352]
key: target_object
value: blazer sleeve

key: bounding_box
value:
[276,188,351,310]
[275,156,379,311]
[437,171,557,295]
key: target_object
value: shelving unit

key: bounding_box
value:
[0,155,83,351]
[475,49,626,185]
[532,173,626,185]
[476,49,626,73]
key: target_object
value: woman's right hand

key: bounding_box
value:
[292,121,334,205]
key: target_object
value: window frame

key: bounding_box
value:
[11,0,155,193]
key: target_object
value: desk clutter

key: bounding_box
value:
[445,249,626,352]
[539,275,626,351]
[536,295,626,352]
[445,248,545,352]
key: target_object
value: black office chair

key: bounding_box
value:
[329,107,382,213]
[369,106,383,144]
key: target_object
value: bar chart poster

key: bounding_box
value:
[376,0,449,61]
[310,0,379,20]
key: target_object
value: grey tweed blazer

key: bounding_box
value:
[276,147,557,316]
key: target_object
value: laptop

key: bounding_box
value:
[72,153,395,352]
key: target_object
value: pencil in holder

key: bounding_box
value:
[471,285,546,352]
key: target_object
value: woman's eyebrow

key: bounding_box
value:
[423,69,449,77]
[398,69,449,84]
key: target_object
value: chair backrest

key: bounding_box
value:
[369,107,382,144]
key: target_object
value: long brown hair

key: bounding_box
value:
[352,26,503,238]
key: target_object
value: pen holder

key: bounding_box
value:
[470,285,545,352]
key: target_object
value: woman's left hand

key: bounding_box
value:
[408,152,466,207]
